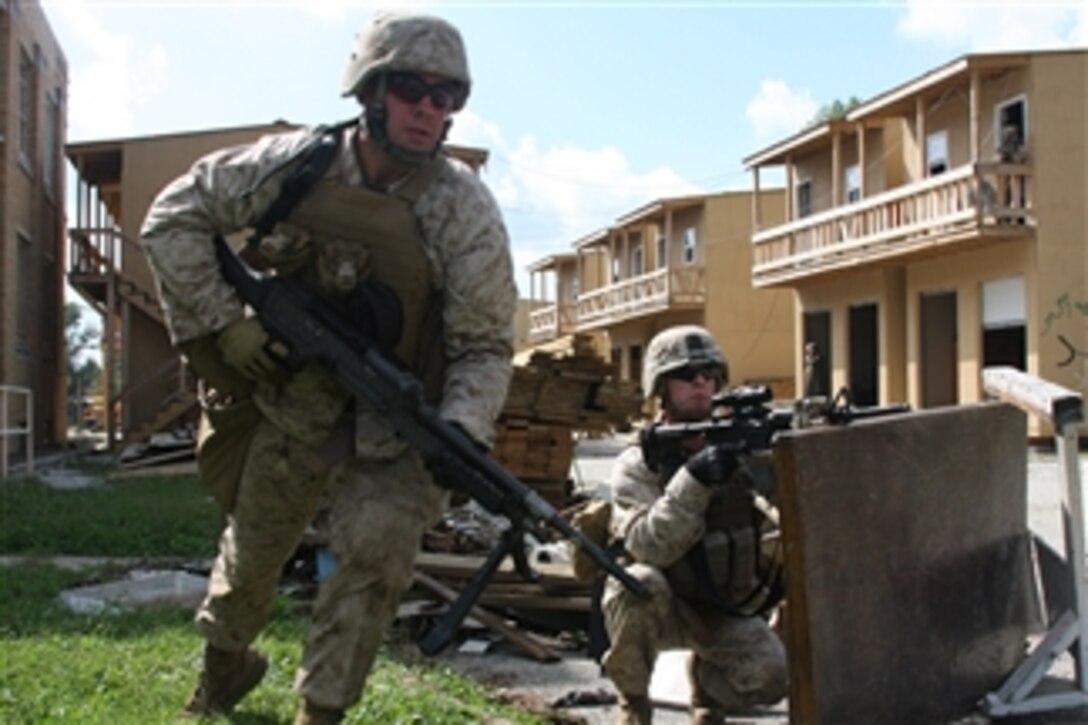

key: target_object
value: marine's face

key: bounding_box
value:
[663,364,722,422]
[382,72,459,153]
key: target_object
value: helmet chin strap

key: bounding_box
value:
[363,74,449,168]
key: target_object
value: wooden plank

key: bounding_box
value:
[414,551,580,587]
[412,572,560,663]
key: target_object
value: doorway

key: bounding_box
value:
[849,303,879,406]
[920,291,958,408]
[803,310,832,398]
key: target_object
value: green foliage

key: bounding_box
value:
[809,95,862,126]
[0,475,222,558]
[65,302,104,424]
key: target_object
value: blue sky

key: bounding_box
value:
[43,1,1087,297]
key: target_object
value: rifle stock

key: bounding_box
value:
[212,236,649,654]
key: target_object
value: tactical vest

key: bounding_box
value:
[664,467,785,617]
[250,123,447,456]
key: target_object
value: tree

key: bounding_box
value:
[809,96,862,126]
[65,302,102,426]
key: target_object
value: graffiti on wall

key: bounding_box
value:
[1042,293,1088,391]
[1041,293,1088,338]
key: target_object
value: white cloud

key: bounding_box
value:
[52,0,169,140]
[897,0,1088,51]
[745,79,818,141]
[503,137,703,246]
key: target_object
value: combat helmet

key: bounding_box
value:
[342,12,470,165]
[642,325,729,397]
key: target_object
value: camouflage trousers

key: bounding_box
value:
[601,563,788,708]
[195,417,447,711]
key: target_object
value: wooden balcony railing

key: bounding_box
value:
[752,161,1033,287]
[528,302,577,343]
[575,265,705,330]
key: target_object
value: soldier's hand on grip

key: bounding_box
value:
[684,443,741,487]
[217,317,281,382]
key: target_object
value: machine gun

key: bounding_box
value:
[211,235,648,655]
[640,384,910,485]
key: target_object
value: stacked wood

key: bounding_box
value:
[412,551,590,614]
[490,421,574,479]
[501,334,643,431]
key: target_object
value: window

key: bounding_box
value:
[682,227,697,265]
[570,278,579,302]
[611,256,620,283]
[995,96,1028,160]
[656,230,666,269]
[631,246,643,276]
[844,164,861,203]
[926,130,949,176]
[796,180,812,218]
[16,232,33,357]
[18,48,33,163]
[982,277,1026,371]
[43,89,61,196]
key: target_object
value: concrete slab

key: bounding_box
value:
[58,569,208,614]
[37,467,101,490]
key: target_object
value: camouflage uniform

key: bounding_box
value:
[603,429,787,713]
[141,118,515,711]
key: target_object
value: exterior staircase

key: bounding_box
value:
[67,227,198,449]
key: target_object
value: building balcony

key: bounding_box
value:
[575,265,706,331]
[752,161,1033,288]
[528,302,577,343]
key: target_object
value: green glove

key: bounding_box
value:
[178,335,254,399]
[217,317,280,382]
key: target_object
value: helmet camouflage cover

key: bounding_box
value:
[642,325,729,397]
[341,12,471,101]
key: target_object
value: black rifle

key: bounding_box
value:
[212,235,649,655]
[640,384,910,482]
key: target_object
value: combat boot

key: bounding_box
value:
[294,698,345,724]
[688,653,727,725]
[616,692,652,724]
[183,643,268,717]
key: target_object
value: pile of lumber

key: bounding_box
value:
[490,334,642,509]
[501,334,643,431]
[407,549,591,661]
[395,336,638,653]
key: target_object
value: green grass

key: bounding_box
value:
[0,474,221,557]
[0,472,545,723]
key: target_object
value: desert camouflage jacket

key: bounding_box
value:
[140,123,516,445]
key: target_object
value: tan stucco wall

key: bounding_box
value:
[797,265,908,404]
[705,189,794,397]
[1027,52,1088,394]
[906,239,1034,404]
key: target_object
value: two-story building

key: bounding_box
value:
[0,1,67,455]
[744,49,1086,417]
[526,189,796,399]
[66,123,490,448]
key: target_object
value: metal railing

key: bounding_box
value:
[1,385,34,479]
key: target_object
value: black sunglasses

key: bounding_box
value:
[385,72,466,111]
[670,364,722,383]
